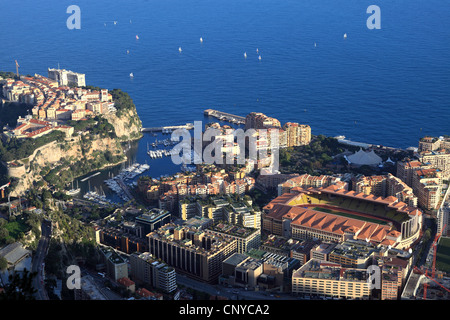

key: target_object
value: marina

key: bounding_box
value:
[103,162,150,202]
[146,137,179,159]
[65,180,80,196]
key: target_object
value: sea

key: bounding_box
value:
[1,0,449,202]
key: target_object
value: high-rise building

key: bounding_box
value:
[148,223,237,283]
[99,246,128,281]
[419,151,450,179]
[283,122,311,147]
[411,168,442,210]
[353,174,418,207]
[129,252,177,293]
[207,222,261,254]
[291,259,372,299]
[135,209,171,235]
[328,240,379,269]
[418,136,450,153]
[245,112,281,130]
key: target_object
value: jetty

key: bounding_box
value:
[141,123,194,132]
[204,109,246,125]
[80,172,101,182]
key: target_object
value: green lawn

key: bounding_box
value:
[436,237,450,274]
[4,220,29,239]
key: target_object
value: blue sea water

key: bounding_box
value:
[1,0,449,198]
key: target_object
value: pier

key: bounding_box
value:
[204,109,246,125]
[141,123,194,132]
[80,172,101,182]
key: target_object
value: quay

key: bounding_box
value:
[334,135,406,151]
[115,177,134,201]
[141,123,194,132]
[204,109,246,125]
[80,171,101,182]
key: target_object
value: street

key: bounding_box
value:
[31,219,52,300]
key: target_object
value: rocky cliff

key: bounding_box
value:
[7,102,143,196]
[8,134,125,196]
[104,107,143,141]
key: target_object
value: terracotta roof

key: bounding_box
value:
[263,192,298,211]
[136,288,152,297]
[117,277,135,287]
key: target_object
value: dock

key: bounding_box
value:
[80,172,101,182]
[141,123,194,132]
[204,109,246,125]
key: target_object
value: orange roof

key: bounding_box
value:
[136,288,152,297]
[117,277,135,287]
[263,192,298,211]
[381,239,396,246]
[287,206,378,237]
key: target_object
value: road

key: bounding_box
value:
[32,219,52,300]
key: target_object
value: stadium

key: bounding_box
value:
[263,183,423,249]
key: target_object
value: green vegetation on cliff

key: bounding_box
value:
[109,88,137,115]
[67,115,116,138]
[0,130,66,163]
[41,150,124,189]
[0,84,142,193]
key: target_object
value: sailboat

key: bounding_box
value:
[258,55,262,61]
[136,35,139,40]
[130,72,134,78]
[179,46,182,52]
[343,33,347,39]
[200,37,203,43]
[244,52,247,58]
[66,180,80,196]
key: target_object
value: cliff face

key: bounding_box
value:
[105,109,142,141]
[104,107,143,141]
[9,134,125,196]
[6,88,144,196]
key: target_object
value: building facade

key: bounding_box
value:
[291,259,372,299]
[129,251,177,293]
[147,223,237,283]
[48,68,86,87]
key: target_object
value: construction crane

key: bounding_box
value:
[414,266,450,296]
[0,181,10,199]
[432,224,446,279]
[419,223,447,300]
[0,182,13,219]
[15,60,20,77]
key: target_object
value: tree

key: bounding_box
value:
[0,269,37,300]
[0,256,8,271]
[0,227,9,243]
